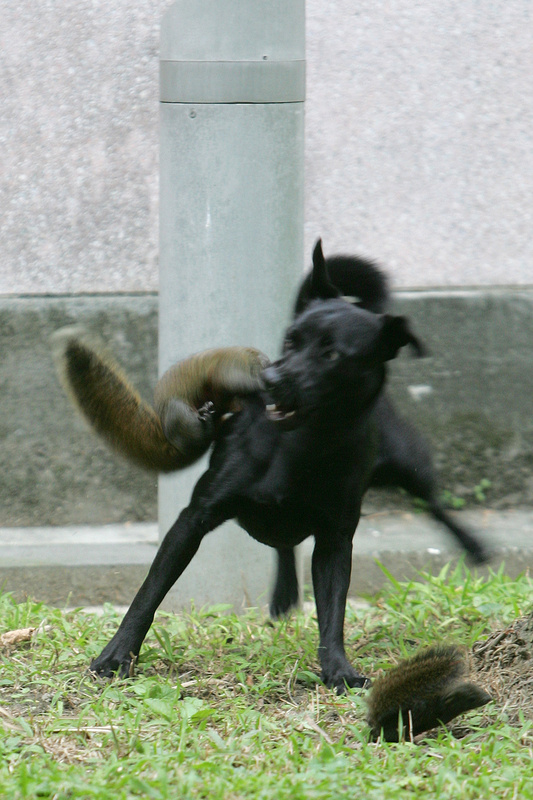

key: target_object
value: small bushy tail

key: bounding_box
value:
[51,327,188,472]
[323,254,389,313]
[366,644,491,741]
[294,242,390,316]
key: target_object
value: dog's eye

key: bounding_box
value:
[283,337,294,352]
[284,330,301,352]
[322,348,340,362]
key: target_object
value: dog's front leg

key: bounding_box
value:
[312,534,368,692]
[90,504,216,678]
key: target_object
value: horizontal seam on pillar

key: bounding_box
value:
[160,59,306,103]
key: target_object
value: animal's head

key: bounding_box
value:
[296,239,425,354]
[262,299,423,428]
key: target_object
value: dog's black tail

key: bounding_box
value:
[294,239,390,316]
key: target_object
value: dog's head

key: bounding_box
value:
[295,239,426,357]
[263,299,423,428]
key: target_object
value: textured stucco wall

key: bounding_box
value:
[305,2,533,287]
[1,0,532,294]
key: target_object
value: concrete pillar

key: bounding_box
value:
[158,1,305,611]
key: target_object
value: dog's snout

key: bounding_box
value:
[262,365,282,390]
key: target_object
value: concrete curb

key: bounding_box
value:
[2,510,531,609]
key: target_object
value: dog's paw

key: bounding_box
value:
[90,642,138,680]
[269,586,299,619]
[335,673,370,694]
[467,543,491,566]
[323,666,370,693]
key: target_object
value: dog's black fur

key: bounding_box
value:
[269,242,488,620]
[90,241,487,691]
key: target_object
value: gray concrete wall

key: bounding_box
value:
[1,1,532,293]
[0,296,159,526]
[2,290,532,528]
[385,290,533,510]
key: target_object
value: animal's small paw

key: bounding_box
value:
[198,401,215,421]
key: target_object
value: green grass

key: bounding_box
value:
[0,563,532,799]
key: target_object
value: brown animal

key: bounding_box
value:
[366,644,491,741]
[52,325,269,471]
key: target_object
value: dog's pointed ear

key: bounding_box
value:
[310,239,340,301]
[380,314,427,361]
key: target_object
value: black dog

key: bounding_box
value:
[269,242,488,619]
[88,241,485,691]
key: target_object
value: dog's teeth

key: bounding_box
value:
[266,403,296,424]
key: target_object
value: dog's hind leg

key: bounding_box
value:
[269,548,300,619]
[371,398,488,564]
[424,500,488,564]
[373,459,488,563]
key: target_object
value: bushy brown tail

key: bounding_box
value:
[51,327,191,472]
[366,644,491,741]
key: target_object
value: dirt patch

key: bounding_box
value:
[471,613,533,727]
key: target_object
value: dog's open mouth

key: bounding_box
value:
[265,402,296,423]
[265,402,301,429]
